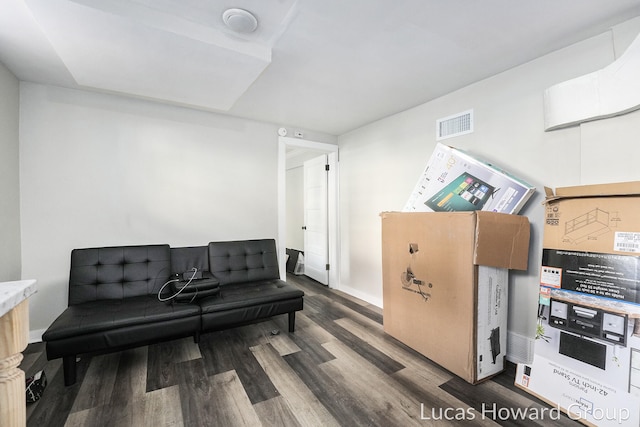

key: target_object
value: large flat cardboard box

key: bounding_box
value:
[381,211,530,384]
[514,181,640,426]
[403,143,536,214]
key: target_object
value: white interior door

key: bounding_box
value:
[303,154,329,285]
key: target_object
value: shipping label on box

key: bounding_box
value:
[404,143,536,214]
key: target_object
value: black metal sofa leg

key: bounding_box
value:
[63,355,77,386]
[288,311,296,333]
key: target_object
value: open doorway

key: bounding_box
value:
[277,136,339,288]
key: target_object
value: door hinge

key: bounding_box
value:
[325,164,330,171]
[326,264,330,270]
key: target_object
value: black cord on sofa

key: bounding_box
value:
[157,267,199,303]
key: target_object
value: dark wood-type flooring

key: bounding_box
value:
[21,274,581,426]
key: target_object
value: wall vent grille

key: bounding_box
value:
[506,331,535,364]
[436,109,473,140]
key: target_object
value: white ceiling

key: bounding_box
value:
[2,0,640,135]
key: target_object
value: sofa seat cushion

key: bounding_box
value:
[42,295,200,342]
[199,279,304,314]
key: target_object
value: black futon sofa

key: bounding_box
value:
[42,239,304,386]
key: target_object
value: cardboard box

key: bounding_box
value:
[541,181,640,304]
[543,181,640,254]
[381,211,530,384]
[515,181,640,426]
[403,143,536,214]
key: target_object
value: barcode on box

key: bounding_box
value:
[614,232,640,253]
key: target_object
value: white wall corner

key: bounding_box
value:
[544,30,640,131]
[29,328,46,343]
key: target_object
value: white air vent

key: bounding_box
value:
[506,331,535,364]
[436,109,473,140]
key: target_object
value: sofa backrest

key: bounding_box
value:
[208,239,280,285]
[69,244,171,305]
[170,246,210,275]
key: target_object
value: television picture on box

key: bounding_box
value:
[424,172,496,212]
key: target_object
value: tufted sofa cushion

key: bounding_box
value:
[208,239,280,285]
[69,245,171,305]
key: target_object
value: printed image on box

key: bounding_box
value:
[516,295,640,426]
[403,143,536,214]
[424,172,496,212]
[542,181,640,257]
[476,266,508,380]
[541,249,640,304]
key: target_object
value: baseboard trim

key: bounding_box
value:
[336,284,383,309]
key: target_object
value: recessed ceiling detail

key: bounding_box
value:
[3,0,639,135]
[23,0,298,111]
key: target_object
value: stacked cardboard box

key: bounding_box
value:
[515,181,640,426]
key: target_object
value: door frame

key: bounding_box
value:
[278,136,339,288]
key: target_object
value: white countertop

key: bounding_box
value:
[0,279,37,318]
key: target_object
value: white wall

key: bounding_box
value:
[19,83,289,335]
[337,18,640,342]
[0,62,22,282]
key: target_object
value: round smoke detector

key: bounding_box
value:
[222,8,258,33]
